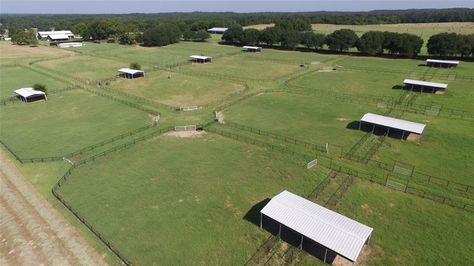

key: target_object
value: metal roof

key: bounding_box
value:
[361,113,426,134]
[261,190,373,262]
[48,34,70,40]
[427,59,460,65]
[403,79,448,89]
[38,30,74,38]
[190,55,212,60]
[14,88,46,98]
[118,68,144,75]
[242,46,262,50]
[207,27,228,32]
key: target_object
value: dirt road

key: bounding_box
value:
[0,151,107,266]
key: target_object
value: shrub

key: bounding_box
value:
[33,83,47,94]
[130,62,141,70]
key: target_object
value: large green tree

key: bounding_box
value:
[356,31,385,55]
[428,33,463,56]
[142,23,181,46]
[325,29,358,51]
[11,29,37,45]
[221,25,243,44]
[300,32,325,50]
[240,28,260,45]
[258,27,281,46]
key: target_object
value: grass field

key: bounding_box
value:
[1,28,473,266]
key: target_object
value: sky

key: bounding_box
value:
[1,0,473,14]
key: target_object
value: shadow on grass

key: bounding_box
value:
[392,85,404,90]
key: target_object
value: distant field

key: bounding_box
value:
[0,41,73,62]
[55,133,327,265]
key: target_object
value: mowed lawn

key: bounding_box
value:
[225,92,372,149]
[375,113,474,185]
[334,179,474,266]
[55,133,327,265]
[0,89,149,158]
[111,71,246,107]
[0,65,68,99]
[36,55,124,81]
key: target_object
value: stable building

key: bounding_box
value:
[58,42,85,48]
[38,30,74,40]
[426,59,459,68]
[207,27,228,34]
[190,55,212,64]
[403,79,448,94]
[242,46,262,52]
[360,113,426,141]
[260,191,373,265]
[14,88,47,103]
[47,34,71,42]
[118,68,145,79]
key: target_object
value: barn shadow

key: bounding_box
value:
[392,85,403,90]
[243,198,270,226]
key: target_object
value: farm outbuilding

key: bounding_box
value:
[58,42,85,48]
[260,190,373,264]
[360,113,426,140]
[47,34,71,42]
[14,88,47,103]
[426,59,459,68]
[190,55,212,64]
[207,27,228,34]
[118,68,145,79]
[403,79,448,94]
[38,30,74,40]
[242,46,262,52]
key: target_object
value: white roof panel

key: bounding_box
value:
[14,88,46,98]
[261,191,373,262]
[48,34,70,40]
[118,68,144,75]
[208,27,228,32]
[403,79,448,89]
[242,46,262,50]
[361,113,426,134]
[427,59,459,65]
[190,55,212,60]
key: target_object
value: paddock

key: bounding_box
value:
[260,190,373,265]
[359,113,426,141]
[189,55,212,64]
[426,59,459,68]
[14,88,47,103]
[403,79,448,94]
[118,68,145,79]
[242,46,262,52]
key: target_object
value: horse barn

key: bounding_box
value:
[403,79,448,94]
[190,55,212,64]
[260,191,373,265]
[207,27,228,34]
[14,88,47,103]
[360,113,426,141]
[37,30,75,40]
[426,59,460,68]
[117,68,145,79]
[242,46,262,52]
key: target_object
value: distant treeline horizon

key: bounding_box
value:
[1,8,474,31]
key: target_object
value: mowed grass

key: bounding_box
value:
[0,89,149,158]
[111,71,246,107]
[0,65,68,99]
[55,133,327,265]
[335,179,474,266]
[225,92,371,149]
[375,113,474,185]
[0,42,74,61]
[36,55,124,81]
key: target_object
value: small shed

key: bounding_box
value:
[47,34,71,42]
[260,190,373,264]
[242,46,262,52]
[207,27,228,34]
[403,79,448,94]
[58,42,84,48]
[190,55,212,64]
[426,59,459,68]
[14,88,47,103]
[360,113,426,140]
[118,68,145,79]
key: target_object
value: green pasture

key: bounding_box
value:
[334,179,474,266]
[0,89,150,158]
[0,65,68,99]
[110,70,247,107]
[55,133,327,265]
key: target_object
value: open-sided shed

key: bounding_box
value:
[190,55,212,64]
[14,88,47,103]
[207,27,228,34]
[260,190,373,264]
[242,46,262,52]
[403,79,448,94]
[360,113,426,140]
[426,59,459,68]
[118,68,145,79]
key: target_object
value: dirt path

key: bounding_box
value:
[0,151,107,266]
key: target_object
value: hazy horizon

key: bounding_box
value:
[1,0,473,14]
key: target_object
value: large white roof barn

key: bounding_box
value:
[260,190,373,263]
[14,88,47,103]
[118,68,145,79]
[403,79,448,94]
[242,46,262,52]
[360,113,426,140]
[190,55,212,63]
[426,59,459,68]
[38,30,74,40]
[207,27,228,34]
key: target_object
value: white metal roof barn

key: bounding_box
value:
[426,59,460,68]
[117,68,145,79]
[360,113,426,135]
[207,27,228,34]
[260,190,373,264]
[403,79,448,94]
[242,46,262,52]
[190,55,213,63]
[14,88,47,103]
